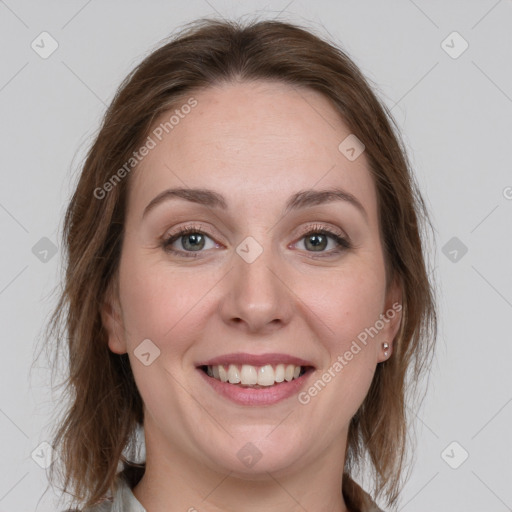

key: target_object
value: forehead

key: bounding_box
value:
[127,80,377,223]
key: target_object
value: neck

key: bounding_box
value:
[132,420,350,512]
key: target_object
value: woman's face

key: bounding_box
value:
[104,80,402,477]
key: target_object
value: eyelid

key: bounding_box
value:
[162,221,351,257]
[162,222,348,242]
[162,222,223,243]
[290,223,352,255]
[293,223,348,242]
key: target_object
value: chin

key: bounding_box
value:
[196,432,308,478]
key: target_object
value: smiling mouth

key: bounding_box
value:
[199,363,313,388]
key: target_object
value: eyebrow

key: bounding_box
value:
[142,187,368,221]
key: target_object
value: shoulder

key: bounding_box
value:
[60,474,141,512]
[344,475,385,512]
[84,502,114,512]
[60,497,114,512]
[366,506,385,512]
[362,496,386,512]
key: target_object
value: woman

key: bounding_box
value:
[46,16,437,512]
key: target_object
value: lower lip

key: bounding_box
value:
[197,368,314,406]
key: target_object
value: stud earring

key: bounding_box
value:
[383,342,390,357]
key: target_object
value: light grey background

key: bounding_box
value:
[1,1,511,511]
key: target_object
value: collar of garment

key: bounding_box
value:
[88,475,384,512]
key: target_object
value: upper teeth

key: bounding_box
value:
[206,364,302,386]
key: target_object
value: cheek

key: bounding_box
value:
[296,257,386,351]
[119,257,211,416]
[118,250,213,344]
[295,265,384,419]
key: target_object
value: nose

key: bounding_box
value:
[218,240,294,335]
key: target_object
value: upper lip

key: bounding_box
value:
[197,353,315,368]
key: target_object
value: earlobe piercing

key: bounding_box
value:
[383,342,390,358]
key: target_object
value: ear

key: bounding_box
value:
[100,277,127,355]
[377,274,403,362]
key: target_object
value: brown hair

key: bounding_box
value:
[42,16,437,512]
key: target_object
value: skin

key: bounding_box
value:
[102,80,402,512]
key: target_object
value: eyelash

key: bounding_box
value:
[161,223,351,259]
